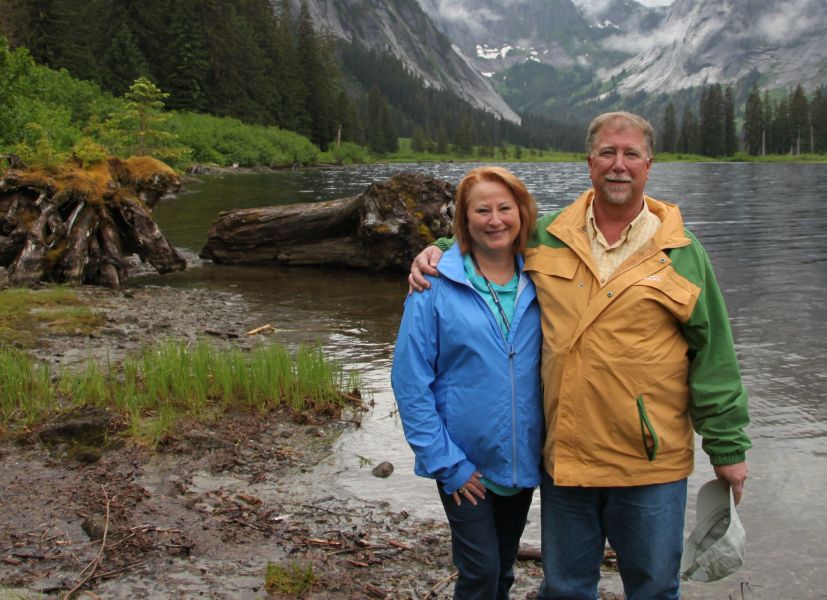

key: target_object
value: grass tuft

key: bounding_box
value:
[265,560,316,595]
[0,340,359,445]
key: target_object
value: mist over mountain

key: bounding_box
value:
[606,0,827,94]
[296,0,826,130]
[288,0,520,122]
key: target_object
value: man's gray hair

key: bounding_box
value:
[586,112,656,157]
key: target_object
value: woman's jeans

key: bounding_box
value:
[438,483,534,600]
[537,470,687,600]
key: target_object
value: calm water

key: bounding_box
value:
[148,163,827,599]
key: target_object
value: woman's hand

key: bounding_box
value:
[452,472,486,506]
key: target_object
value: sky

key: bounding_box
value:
[636,0,674,5]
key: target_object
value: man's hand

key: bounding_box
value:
[713,461,748,505]
[408,246,444,293]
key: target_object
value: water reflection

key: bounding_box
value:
[147,162,827,599]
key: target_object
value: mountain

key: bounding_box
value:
[417,0,595,73]
[288,0,521,123]
[607,0,827,94]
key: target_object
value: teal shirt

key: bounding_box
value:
[463,253,523,496]
[462,253,518,339]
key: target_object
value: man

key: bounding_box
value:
[408,111,751,599]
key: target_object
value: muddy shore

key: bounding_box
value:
[0,284,573,599]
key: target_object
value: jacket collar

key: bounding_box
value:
[548,189,692,256]
[438,244,527,286]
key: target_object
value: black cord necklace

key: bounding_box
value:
[470,253,514,334]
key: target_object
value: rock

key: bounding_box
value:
[81,514,107,540]
[371,461,394,478]
[200,172,455,271]
[70,445,103,464]
[38,407,112,447]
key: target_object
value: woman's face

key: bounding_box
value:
[465,179,521,257]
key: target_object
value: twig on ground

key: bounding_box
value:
[63,486,111,599]
[423,571,458,599]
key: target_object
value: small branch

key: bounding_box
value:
[63,486,111,599]
[423,571,458,599]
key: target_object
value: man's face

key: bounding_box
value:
[587,124,653,207]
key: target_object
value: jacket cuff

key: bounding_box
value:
[709,451,746,466]
[442,460,476,494]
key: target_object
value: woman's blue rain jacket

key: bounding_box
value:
[391,244,544,494]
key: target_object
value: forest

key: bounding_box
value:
[1,0,826,165]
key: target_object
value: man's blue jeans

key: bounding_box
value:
[438,483,534,600]
[537,470,687,600]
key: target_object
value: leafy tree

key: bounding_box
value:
[0,36,34,148]
[661,101,677,153]
[743,84,764,156]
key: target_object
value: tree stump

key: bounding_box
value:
[0,157,186,288]
[199,172,456,271]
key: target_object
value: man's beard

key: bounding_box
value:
[602,180,632,205]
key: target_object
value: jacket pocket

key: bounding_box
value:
[524,250,579,280]
[636,395,659,461]
[633,273,694,306]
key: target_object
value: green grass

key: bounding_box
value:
[0,287,105,349]
[0,340,360,444]
[265,560,316,596]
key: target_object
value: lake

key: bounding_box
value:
[147,162,827,599]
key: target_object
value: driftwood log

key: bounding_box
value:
[200,172,455,271]
[0,156,186,288]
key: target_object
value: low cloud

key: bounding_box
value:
[756,0,822,42]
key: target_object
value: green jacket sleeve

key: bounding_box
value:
[673,234,752,465]
[433,236,455,251]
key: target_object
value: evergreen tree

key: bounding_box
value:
[661,101,677,153]
[411,127,427,153]
[771,96,791,154]
[789,85,810,155]
[292,1,339,148]
[161,0,210,112]
[763,91,775,153]
[334,90,362,145]
[366,86,396,154]
[678,104,700,154]
[810,87,827,153]
[101,24,149,96]
[743,84,764,156]
[699,83,724,157]
[273,0,305,132]
[454,114,474,155]
[95,76,182,160]
[723,86,737,156]
[436,127,449,154]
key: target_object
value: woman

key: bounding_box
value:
[391,166,542,599]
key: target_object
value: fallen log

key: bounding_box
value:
[199,172,455,271]
[0,156,186,288]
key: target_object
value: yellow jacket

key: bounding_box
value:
[523,190,750,487]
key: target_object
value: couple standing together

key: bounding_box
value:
[391,111,751,599]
